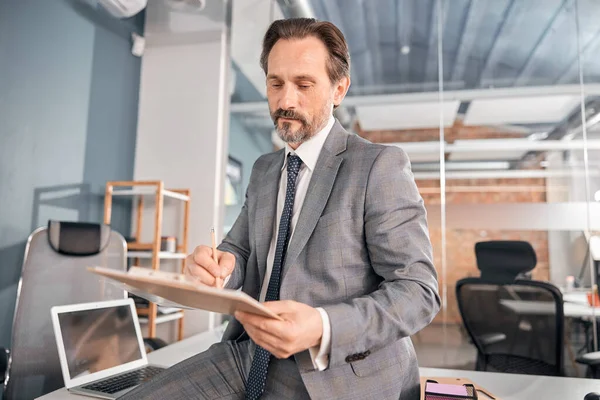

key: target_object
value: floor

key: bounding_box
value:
[412,323,591,378]
[413,323,477,371]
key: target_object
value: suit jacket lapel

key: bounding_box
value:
[254,150,284,284]
[282,121,348,281]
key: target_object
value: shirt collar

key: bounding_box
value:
[282,115,335,172]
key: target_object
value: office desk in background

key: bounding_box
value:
[500,299,600,318]
[38,329,600,400]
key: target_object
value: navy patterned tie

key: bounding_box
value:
[245,154,302,400]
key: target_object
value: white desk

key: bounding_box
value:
[500,299,600,319]
[39,332,600,400]
[38,330,223,400]
[419,367,599,399]
[563,292,590,306]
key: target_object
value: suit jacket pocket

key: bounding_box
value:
[317,208,355,229]
[349,348,400,377]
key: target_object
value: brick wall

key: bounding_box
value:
[421,179,550,323]
[356,119,524,144]
[357,121,550,323]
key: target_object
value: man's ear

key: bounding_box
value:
[333,76,351,107]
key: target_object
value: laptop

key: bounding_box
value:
[51,298,165,399]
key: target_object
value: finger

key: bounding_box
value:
[262,300,297,315]
[192,246,220,278]
[184,254,207,278]
[235,311,266,328]
[185,263,216,286]
[244,325,291,359]
[236,311,286,338]
[217,251,236,278]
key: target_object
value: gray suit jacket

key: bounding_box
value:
[219,121,440,400]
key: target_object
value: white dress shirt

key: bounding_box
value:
[261,115,335,371]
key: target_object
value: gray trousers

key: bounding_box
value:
[119,340,311,400]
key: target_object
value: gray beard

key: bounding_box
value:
[275,114,330,145]
[276,122,312,144]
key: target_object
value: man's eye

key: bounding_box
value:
[299,85,310,89]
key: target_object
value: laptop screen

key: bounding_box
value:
[57,304,143,379]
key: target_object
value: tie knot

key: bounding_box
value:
[287,154,302,175]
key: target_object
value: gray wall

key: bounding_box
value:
[225,116,273,232]
[0,0,143,348]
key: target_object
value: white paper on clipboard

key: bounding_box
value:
[88,266,282,320]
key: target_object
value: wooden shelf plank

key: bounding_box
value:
[111,187,190,201]
[127,251,187,259]
[138,312,184,324]
[127,242,154,251]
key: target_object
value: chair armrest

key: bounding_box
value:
[0,347,9,389]
[479,333,507,347]
[576,351,600,366]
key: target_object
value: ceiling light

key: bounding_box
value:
[401,46,410,55]
[595,190,600,202]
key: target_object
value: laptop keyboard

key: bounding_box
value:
[81,366,164,394]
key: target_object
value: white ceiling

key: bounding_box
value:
[356,100,460,131]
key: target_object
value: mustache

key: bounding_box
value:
[271,109,308,125]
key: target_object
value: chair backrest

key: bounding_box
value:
[456,278,564,376]
[475,241,537,283]
[4,221,127,399]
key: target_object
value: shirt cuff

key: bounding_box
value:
[308,307,331,371]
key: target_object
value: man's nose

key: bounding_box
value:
[279,84,298,110]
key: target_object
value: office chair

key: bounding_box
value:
[0,221,128,400]
[456,240,565,376]
[577,351,600,378]
[474,240,537,282]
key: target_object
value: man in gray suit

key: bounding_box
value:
[122,17,439,400]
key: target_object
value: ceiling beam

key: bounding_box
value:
[342,0,374,87]
[230,83,600,112]
[556,21,600,84]
[449,0,489,83]
[423,0,446,88]
[387,139,600,153]
[275,0,314,18]
[414,169,600,180]
[513,1,569,86]
[362,0,382,87]
[476,0,518,85]
[396,0,412,85]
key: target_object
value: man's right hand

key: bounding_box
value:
[184,245,236,287]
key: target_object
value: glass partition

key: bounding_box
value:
[227,0,598,377]
[437,0,598,374]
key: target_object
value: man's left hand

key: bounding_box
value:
[234,300,323,359]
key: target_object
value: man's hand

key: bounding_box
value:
[235,300,323,359]
[184,245,235,287]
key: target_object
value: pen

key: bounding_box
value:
[211,227,222,289]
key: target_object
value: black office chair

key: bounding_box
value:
[456,240,565,376]
[575,256,600,379]
[475,240,537,282]
[577,351,600,378]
